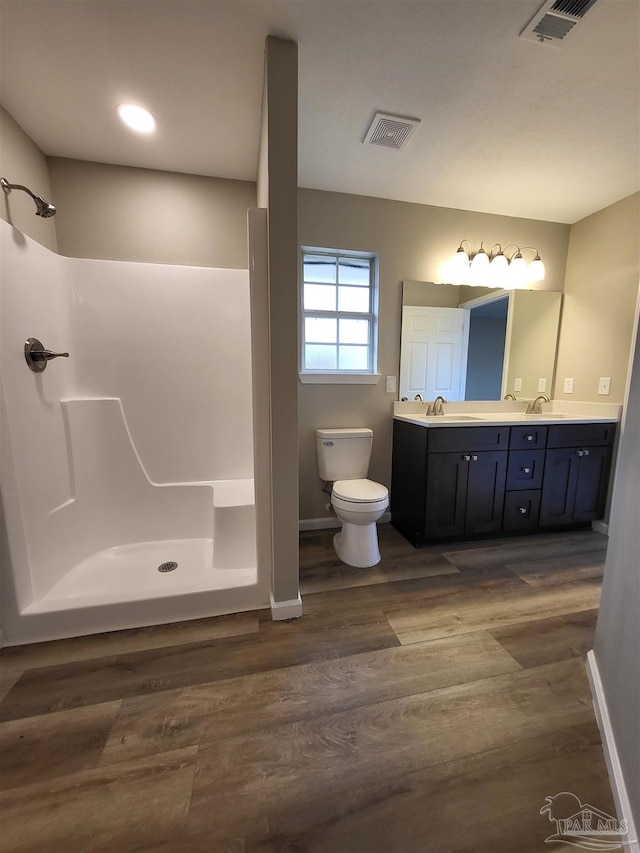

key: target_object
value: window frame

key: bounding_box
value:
[299,247,380,384]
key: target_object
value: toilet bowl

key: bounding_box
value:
[331,478,389,568]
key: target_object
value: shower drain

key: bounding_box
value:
[158,561,178,573]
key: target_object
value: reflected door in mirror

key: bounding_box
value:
[399,306,470,400]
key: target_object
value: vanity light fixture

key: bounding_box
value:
[442,242,546,288]
[117,103,156,134]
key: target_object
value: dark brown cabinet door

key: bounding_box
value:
[573,445,613,522]
[424,453,468,538]
[539,448,580,526]
[425,451,507,538]
[540,445,612,526]
[465,451,507,534]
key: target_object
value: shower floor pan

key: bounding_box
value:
[24,537,257,613]
[23,478,258,615]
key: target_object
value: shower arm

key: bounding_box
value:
[1,178,38,202]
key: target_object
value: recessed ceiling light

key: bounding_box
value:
[117,103,156,134]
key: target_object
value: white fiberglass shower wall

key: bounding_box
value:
[0,219,267,644]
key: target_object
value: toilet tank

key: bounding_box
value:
[316,428,373,481]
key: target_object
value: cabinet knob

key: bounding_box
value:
[462,454,471,461]
[583,449,590,456]
[525,434,534,441]
[471,454,478,461]
[521,467,531,474]
[576,450,584,457]
[518,506,528,514]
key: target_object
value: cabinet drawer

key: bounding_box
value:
[509,425,548,450]
[547,423,616,448]
[503,490,541,531]
[506,450,545,491]
[427,426,509,453]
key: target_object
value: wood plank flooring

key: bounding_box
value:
[0,525,623,853]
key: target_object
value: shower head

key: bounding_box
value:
[1,177,56,218]
[33,195,57,218]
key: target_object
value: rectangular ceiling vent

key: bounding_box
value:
[363,112,421,150]
[519,0,600,46]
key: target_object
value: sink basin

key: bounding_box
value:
[418,415,483,421]
[524,413,567,419]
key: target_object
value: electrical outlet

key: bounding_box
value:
[564,378,574,394]
[598,377,611,396]
[385,375,397,394]
[538,378,547,393]
[514,378,522,392]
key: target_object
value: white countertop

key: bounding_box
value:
[393,400,622,428]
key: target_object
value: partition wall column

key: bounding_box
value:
[256,36,301,616]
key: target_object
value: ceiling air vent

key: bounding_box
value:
[363,112,420,150]
[520,0,600,46]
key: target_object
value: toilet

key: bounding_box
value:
[316,428,389,568]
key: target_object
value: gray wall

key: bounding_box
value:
[0,105,57,251]
[49,157,255,269]
[298,188,571,520]
[593,301,640,828]
[555,192,640,403]
[465,317,507,400]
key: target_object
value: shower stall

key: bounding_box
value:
[0,218,268,645]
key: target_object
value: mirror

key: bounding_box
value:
[400,281,563,402]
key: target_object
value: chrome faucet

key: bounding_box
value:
[526,394,550,414]
[427,395,446,415]
[414,394,424,402]
[503,393,517,401]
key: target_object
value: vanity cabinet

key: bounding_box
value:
[391,419,616,547]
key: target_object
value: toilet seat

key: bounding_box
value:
[332,479,389,513]
[332,478,388,501]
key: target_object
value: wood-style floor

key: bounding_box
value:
[0,525,621,853]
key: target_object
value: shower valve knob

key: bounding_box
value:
[24,338,69,373]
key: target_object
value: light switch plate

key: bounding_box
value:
[514,378,522,392]
[564,378,574,394]
[538,378,547,392]
[598,377,611,395]
[386,375,397,394]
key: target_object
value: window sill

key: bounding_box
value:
[299,373,381,385]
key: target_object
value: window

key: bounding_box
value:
[300,249,379,383]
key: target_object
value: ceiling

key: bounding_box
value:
[0,0,638,224]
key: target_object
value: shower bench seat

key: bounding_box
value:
[210,479,256,571]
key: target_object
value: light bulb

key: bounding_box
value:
[469,248,490,286]
[528,256,545,282]
[508,253,527,289]
[449,247,470,285]
[489,252,508,287]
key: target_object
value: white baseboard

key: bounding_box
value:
[586,651,639,852]
[299,511,391,532]
[269,591,303,621]
[592,520,609,535]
